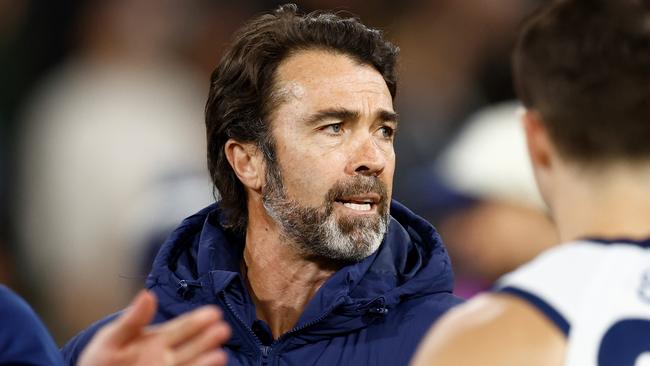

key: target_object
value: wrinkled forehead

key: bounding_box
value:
[269,50,393,116]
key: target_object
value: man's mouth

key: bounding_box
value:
[343,202,372,211]
[335,194,381,213]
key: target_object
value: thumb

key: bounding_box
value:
[103,290,157,345]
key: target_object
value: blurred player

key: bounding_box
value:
[411,0,650,365]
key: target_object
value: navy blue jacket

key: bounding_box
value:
[63,201,462,365]
[0,285,63,365]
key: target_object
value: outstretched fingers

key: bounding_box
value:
[77,290,231,366]
[173,321,231,365]
[151,305,224,347]
[100,290,158,346]
[182,350,228,366]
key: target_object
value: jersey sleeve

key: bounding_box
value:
[492,243,604,336]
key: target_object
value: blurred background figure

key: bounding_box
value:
[9,0,263,342]
[389,0,535,210]
[434,101,558,297]
[16,0,211,342]
[1,0,543,343]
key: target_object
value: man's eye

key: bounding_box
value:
[325,123,343,134]
[379,126,395,139]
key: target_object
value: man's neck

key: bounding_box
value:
[552,164,650,243]
[242,211,341,339]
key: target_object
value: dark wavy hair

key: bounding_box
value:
[205,4,399,232]
[514,0,650,164]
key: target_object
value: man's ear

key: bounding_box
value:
[523,109,554,172]
[523,108,561,207]
[224,139,264,191]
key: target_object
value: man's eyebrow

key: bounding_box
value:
[302,108,360,126]
[378,110,399,124]
[302,108,399,126]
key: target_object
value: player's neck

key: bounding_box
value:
[242,201,340,339]
[552,164,650,243]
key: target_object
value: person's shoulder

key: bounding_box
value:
[496,242,597,293]
[494,241,613,332]
[0,285,34,320]
[0,285,64,365]
[411,293,566,366]
[499,240,616,284]
[0,286,51,339]
[61,311,122,365]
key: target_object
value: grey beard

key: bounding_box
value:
[262,168,389,263]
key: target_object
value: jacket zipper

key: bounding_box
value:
[220,292,271,364]
[271,300,342,346]
[260,345,270,366]
[272,296,386,344]
[222,293,347,362]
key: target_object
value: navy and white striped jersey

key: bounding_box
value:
[495,239,650,366]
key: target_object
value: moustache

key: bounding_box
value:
[323,176,389,211]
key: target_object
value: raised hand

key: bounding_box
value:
[77,290,230,366]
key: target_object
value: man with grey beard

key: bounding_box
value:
[62,5,462,366]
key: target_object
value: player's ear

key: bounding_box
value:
[225,139,264,191]
[522,108,559,209]
[522,109,554,172]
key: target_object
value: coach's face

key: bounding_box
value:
[263,49,396,261]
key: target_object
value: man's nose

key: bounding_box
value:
[346,136,386,177]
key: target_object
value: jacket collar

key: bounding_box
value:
[146,200,454,341]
